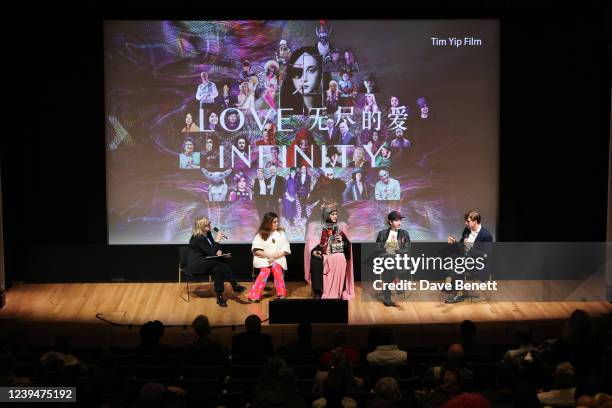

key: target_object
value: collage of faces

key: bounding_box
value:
[177,20,432,227]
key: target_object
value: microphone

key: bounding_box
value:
[213,227,228,240]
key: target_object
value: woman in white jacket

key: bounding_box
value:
[247,212,291,302]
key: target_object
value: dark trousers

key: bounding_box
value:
[254,196,268,220]
[382,268,404,302]
[310,257,324,293]
[204,259,237,294]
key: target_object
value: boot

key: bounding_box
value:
[216,294,228,307]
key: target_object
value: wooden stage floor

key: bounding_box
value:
[1,281,610,327]
[1,281,610,349]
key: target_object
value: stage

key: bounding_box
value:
[1,282,610,350]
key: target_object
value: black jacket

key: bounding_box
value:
[187,233,221,274]
[375,228,411,253]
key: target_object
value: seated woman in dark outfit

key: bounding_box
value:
[187,216,246,307]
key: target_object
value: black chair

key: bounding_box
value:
[179,246,212,302]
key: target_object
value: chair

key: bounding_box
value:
[179,246,213,302]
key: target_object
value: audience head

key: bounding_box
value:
[568,309,592,343]
[553,362,576,389]
[140,320,165,346]
[441,393,491,408]
[41,351,66,375]
[329,349,356,384]
[374,377,402,403]
[192,314,211,337]
[245,314,262,333]
[576,376,607,404]
[576,395,596,408]
[138,382,166,402]
[447,343,465,366]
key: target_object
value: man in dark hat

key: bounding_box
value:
[360,73,376,94]
[326,145,342,168]
[375,211,412,306]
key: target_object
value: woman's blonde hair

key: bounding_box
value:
[353,146,365,162]
[193,216,210,236]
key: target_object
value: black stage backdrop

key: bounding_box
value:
[1,3,610,284]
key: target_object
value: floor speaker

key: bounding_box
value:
[269,299,348,324]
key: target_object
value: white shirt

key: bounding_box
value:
[467,224,481,244]
[252,230,291,270]
[268,176,276,193]
[386,230,398,243]
[257,178,266,195]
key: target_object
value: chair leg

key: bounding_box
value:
[186,278,190,303]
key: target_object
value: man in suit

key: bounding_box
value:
[322,118,340,145]
[338,121,356,145]
[183,314,225,358]
[445,210,494,304]
[375,211,412,307]
[253,168,269,221]
[266,164,285,217]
